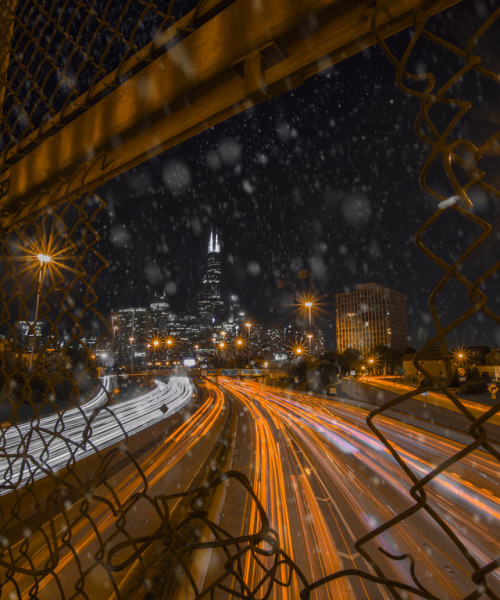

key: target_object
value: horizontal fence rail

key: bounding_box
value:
[0,0,461,229]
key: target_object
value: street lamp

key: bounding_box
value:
[218,341,225,367]
[304,301,313,328]
[245,323,252,366]
[236,338,244,367]
[30,253,52,368]
[307,333,313,352]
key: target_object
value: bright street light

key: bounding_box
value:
[304,301,313,327]
[29,253,52,368]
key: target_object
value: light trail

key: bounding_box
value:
[2,380,228,599]
[226,384,300,600]
[219,378,499,600]
[362,376,500,426]
[0,376,194,495]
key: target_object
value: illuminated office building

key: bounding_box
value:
[335,283,408,353]
[197,230,226,324]
[150,294,177,332]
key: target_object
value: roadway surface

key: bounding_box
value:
[206,378,499,600]
[2,378,498,599]
[1,379,230,599]
[0,376,193,495]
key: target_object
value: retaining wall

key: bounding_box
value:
[338,378,500,444]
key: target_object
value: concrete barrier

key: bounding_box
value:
[338,378,500,444]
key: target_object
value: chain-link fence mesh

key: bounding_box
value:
[0,0,206,176]
[1,0,499,599]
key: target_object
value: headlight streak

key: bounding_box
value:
[0,377,194,495]
[220,378,500,598]
[231,380,499,526]
[232,381,422,594]
[2,380,227,599]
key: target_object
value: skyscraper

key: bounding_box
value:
[115,307,150,363]
[335,283,408,353]
[198,230,226,324]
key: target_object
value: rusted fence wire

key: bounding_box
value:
[0,0,202,176]
[0,0,499,599]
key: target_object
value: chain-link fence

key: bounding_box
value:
[0,0,499,599]
[0,0,205,174]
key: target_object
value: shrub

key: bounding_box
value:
[458,380,489,394]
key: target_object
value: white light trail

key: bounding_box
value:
[0,376,194,495]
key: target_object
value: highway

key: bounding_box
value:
[0,376,193,495]
[0,379,229,599]
[211,379,499,600]
[1,377,498,599]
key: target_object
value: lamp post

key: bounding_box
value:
[129,337,134,371]
[245,323,252,366]
[219,341,225,368]
[304,301,313,328]
[307,333,313,353]
[151,338,160,368]
[166,337,173,367]
[236,338,243,368]
[29,253,51,368]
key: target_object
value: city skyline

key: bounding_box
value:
[105,227,411,351]
[105,228,327,368]
[95,0,500,351]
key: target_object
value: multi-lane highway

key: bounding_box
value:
[209,378,499,600]
[1,377,498,599]
[1,379,229,599]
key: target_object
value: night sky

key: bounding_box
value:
[95,0,500,349]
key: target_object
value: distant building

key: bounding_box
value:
[335,283,408,353]
[402,348,446,383]
[17,320,44,349]
[197,230,226,324]
[150,294,177,332]
[115,307,151,363]
[107,229,330,367]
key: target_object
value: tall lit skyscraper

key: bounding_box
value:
[335,283,408,353]
[198,230,226,324]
